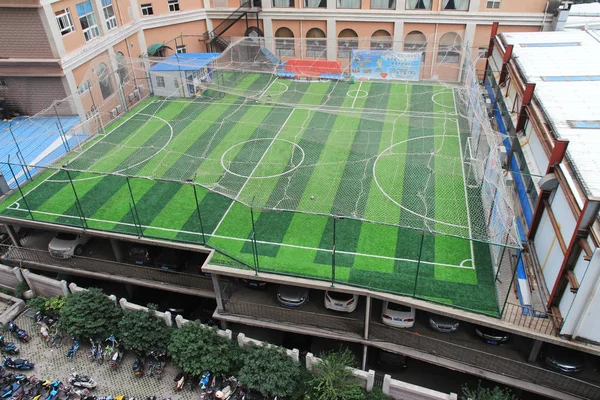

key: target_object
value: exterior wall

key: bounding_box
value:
[150,70,186,97]
[143,20,209,54]
[477,0,547,13]
[0,76,69,115]
[51,0,95,54]
[534,208,565,295]
[0,7,55,58]
[137,0,204,16]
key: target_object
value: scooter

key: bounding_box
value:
[68,373,97,390]
[44,381,61,400]
[65,340,80,360]
[1,357,34,371]
[133,358,144,378]
[109,348,122,369]
[6,323,29,343]
[0,337,18,355]
[174,372,185,391]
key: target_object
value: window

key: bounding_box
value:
[406,0,431,9]
[304,0,326,7]
[338,29,358,59]
[404,31,426,61]
[443,0,469,10]
[371,0,395,9]
[306,28,326,58]
[76,1,100,42]
[486,0,500,9]
[116,51,128,83]
[55,8,75,36]
[101,0,117,30]
[275,28,295,57]
[156,76,165,88]
[97,62,114,99]
[337,0,359,8]
[78,80,90,94]
[478,47,488,59]
[176,45,187,54]
[437,32,462,64]
[141,3,154,15]
[272,0,294,7]
[168,0,180,11]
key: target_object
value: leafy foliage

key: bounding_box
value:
[461,382,519,400]
[44,296,66,318]
[27,297,48,313]
[60,288,122,340]
[168,322,238,376]
[14,281,28,299]
[118,309,172,356]
[364,387,393,400]
[310,349,364,400]
[238,344,303,398]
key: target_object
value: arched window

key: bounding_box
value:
[371,30,392,50]
[275,27,295,57]
[437,32,462,64]
[116,51,128,84]
[338,29,358,59]
[306,28,326,58]
[404,31,427,61]
[97,62,113,100]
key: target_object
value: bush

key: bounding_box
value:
[310,349,364,400]
[118,309,172,356]
[461,382,519,400]
[60,288,122,339]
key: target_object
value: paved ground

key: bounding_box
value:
[7,311,198,399]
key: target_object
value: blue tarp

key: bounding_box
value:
[149,53,221,72]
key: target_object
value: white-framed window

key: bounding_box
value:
[55,8,75,36]
[337,0,360,8]
[478,47,488,59]
[141,3,154,15]
[78,80,91,94]
[156,76,165,88]
[168,0,180,11]
[101,0,117,30]
[443,0,469,10]
[76,1,100,42]
[371,0,395,9]
[406,0,432,9]
[486,0,500,9]
[176,45,187,54]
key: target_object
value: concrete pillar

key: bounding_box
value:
[163,311,173,327]
[212,274,226,312]
[366,369,375,392]
[305,352,318,371]
[40,4,67,59]
[91,0,109,36]
[393,21,404,52]
[110,239,125,262]
[220,319,229,330]
[361,344,368,370]
[175,314,187,328]
[326,19,336,61]
[290,348,300,363]
[262,17,275,54]
[396,0,405,11]
[528,340,543,363]
[382,374,391,395]
[364,295,371,340]
[5,225,21,247]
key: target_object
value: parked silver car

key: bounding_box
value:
[48,233,90,259]
[277,285,310,308]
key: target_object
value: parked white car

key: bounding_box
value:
[48,233,90,259]
[381,301,415,328]
[324,291,358,313]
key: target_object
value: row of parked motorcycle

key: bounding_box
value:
[0,369,100,400]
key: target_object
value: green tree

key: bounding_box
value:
[461,382,519,400]
[310,349,364,400]
[364,387,392,400]
[44,296,66,319]
[168,322,238,376]
[118,309,172,356]
[27,297,48,314]
[238,344,303,398]
[59,288,122,340]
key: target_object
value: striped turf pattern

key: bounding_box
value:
[0,73,499,315]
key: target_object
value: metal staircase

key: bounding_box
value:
[201,0,262,52]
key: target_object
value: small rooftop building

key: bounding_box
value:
[149,53,220,98]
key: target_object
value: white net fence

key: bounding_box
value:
[0,36,519,248]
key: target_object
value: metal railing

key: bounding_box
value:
[502,302,562,336]
[223,299,364,336]
[0,245,215,293]
[369,323,600,399]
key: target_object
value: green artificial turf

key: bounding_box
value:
[0,73,500,315]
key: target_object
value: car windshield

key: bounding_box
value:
[328,292,354,301]
[129,247,147,256]
[387,302,412,312]
[56,233,77,240]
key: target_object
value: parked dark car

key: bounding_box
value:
[185,252,210,277]
[543,345,585,374]
[154,248,185,271]
[127,245,156,266]
[240,278,267,290]
[277,285,309,308]
[428,313,460,333]
[474,325,510,345]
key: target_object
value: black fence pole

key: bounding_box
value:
[187,178,206,244]
[8,126,31,180]
[64,168,87,229]
[500,249,522,317]
[331,215,336,287]
[412,231,426,297]
[126,177,143,237]
[7,158,34,221]
[249,204,260,275]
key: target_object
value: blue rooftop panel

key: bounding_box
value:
[149,53,221,72]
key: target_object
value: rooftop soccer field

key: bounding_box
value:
[0,72,500,315]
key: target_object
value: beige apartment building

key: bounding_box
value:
[0,0,558,116]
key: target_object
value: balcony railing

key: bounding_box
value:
[0,245,215,293]
[369,322,600,399]
[502,302,562,336]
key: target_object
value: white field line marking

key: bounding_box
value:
[210,108,296,236]
[452,88,476,265]
[7,207,473,270]
[9,98,157,202]
[351,81,363,109]
[257,78,278,100]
